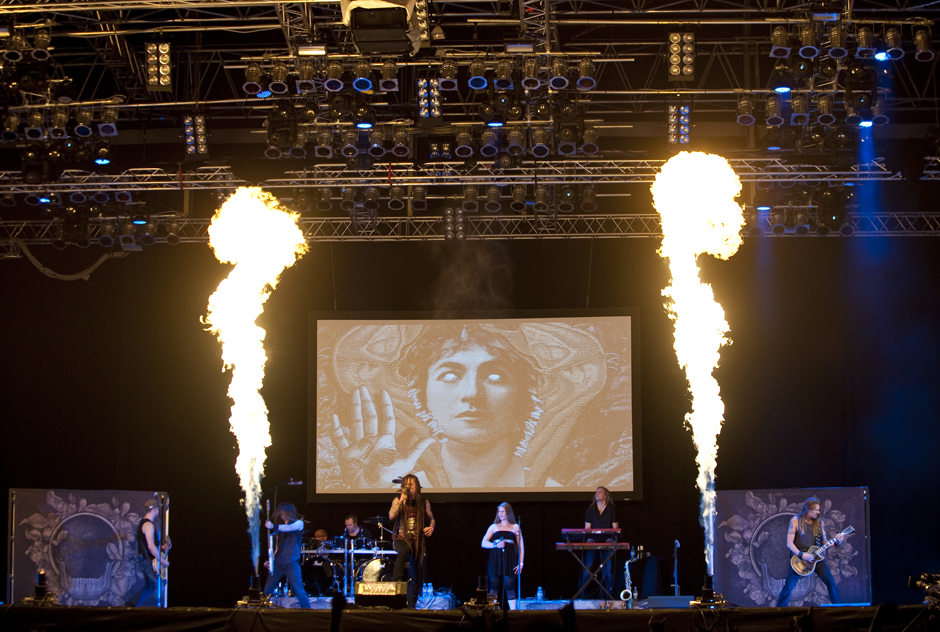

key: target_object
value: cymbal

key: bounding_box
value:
[362,516,386,524]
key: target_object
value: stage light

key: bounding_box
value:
[4,32,25,62]
[119,223,137,248]
[94,141,111,165]
[462,185,479,212]
[522,59,541,90]
[827,23,849,59]
[667,32,695,80]
[533,184,549,212]
[494,60,513,91]
[883,28,904,61]
[243,62,263,94]
[145,42,172,92]
[388,185,405,211]
[353,60,373,92]
[379,60,399,92]
[291,61,315,94]
[392,129,410,157]
[872,93,889,126]
[368,128,386,157]
[115,191,133,204]
[438,61,458,91]
[442,142,453,159]
[510,184,527,212]
[270,62,291,94]
[364,186,379,210]
[415,0,430,41]
[431,25,445,41]
[298,44,327,56]
[454,128,474,158]
[572,59,597,91]
[485,185,501,212]
[98,106,119,137]
[530,128,550,158]
[317,187,333,211]
[340,187,356,211]
[495,154,515,170]
[770,25,791,58]
[579,184,596,211]
[71,109,93,138]
[138,221,157,246]
[798,25,819,58]
[98,222,116,247]
[856,27,875,59]
[770,64,793,93]
[790,94,809,125]
[1,113,19,142]
[915,29,935,62]
[341,129,360,157]
[314,129,333,158]
[1,193,16,207]
[324,61,345,91]
[556,185,575,213]
[505,128,525,156]
[736,94,756,125]
[557,125,578,155]
[479,129,499,158]
[550,58,569,90]
[412,185,427,211]
[486,113,505,128]
[581,127,599,154]
[468,60,487,90]
[816,94,836,125]
[428,142,440,161]
[47,106,67,139]
[52,81,77,104]
[667,104,689,145]
[764,96,784,128]
[418,78,441,118]
[354,104,375,129]
[183,113,209,157]
[289,131,307,158]
[25,110,44,140]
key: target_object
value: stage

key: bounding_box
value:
[0,603,930,632]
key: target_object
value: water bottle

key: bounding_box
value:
[422,583,429,597]
[536,586,545,601]
[428,582,434,596]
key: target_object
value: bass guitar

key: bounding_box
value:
[789,526,854,576]
[152,538,172,579]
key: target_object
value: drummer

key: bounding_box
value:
[343,515,373,547]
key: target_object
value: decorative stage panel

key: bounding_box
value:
[7,488,166,606]
[714,487,871,607]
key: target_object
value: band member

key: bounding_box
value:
[343,515,373,543]
[581,486,619,598]
[314,528,329,543]
[777,497,844,607]
[264,503,311,608]
[127,498,169,607]
[389,474,435,607]
[482,502,524,609]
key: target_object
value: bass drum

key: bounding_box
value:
[357,557,392,583]
[302,555,343,596]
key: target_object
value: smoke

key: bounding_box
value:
[204,187,309,574]
[651,152,744,575]
[427,242,514,312]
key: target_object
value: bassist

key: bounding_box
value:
[777,497,844,607]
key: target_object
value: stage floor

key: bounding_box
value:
[0,603,929,632]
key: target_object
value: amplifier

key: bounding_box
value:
[647,595,694,609]
[354,581,408,608]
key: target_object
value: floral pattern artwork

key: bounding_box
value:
[11,489,159,606]
[714,488,870,607]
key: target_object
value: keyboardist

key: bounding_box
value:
[582,486,619,597]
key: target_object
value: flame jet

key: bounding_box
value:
[204,187,309,574]
[651,152,744,575]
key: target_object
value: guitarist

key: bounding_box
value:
[777,497,844,607]
[263,502,311,608]
[128,498,169,607]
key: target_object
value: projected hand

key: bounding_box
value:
[331,386,435,488]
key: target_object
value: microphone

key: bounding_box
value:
[392,477,403,484]
[288,479,303,486]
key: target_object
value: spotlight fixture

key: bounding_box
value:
[871,92,889,126]
[884,28,904,61]
[790,94,809,125]
[557,125,579,155]
[98,106,119,137]
[443,202,465,240]
[341,129,360,157]
[417,78,442,118]
[52,81,77,104]
[165,221,181,245]
[1,113,20,142]
[765,96,784,126]
[510,184,527,212]
[485,185,501,212]
[324,61,345,91]
[855,27,875,59]
[533,184,550,212]
[98,223,116,247]
[479,129,499,158]
[290,131,307,158]
[118,223,137,248]
[270,62,291,94]
[827,23,849,59]
[915,29,935,62]
[243,62,263,94]
[388,185,405,211]
[667,105,690,145]
[576,60,596,91]
[770,64,793,93]
[354,104,375,129]
[557,185,575,212]
[340,187,357,211]
[770,25,791,58]
[668,32,695,80]
[353,60,373,92]
[392,129,410,157]
[94,140,111,165]
[581,184,597,211]
[25,110,44,140]
[798,25,819,58]
[139,221,157,246]
[183,113,209,158]
[28,29,50,61]
[298,44,327,56]
[506,128,525,156]
[736,94,756,125]
[317,187,333,211]
[363,186,379,211]
[522,59,541,90]
[462,185,479,212]
[530,128,550,158]
[412,186,427,211]
[294,61,316,94]
[439,61,458,91]
[314,129,334,158]
[454,128,474,158]
[145,42,172,92]
[381,60,399,91]
[415,0,430,41]
[581,127,599,154]
[816,94,836,126]
[549,58,569,90]
[468,60,488,90]
[494,60,513,91]
[369,128,386,157]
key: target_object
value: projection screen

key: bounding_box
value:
[309,311,640,500]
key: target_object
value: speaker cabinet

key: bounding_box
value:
[354,581,408,608]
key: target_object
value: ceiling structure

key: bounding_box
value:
[1,0,940,253]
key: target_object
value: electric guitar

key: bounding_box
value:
[152,538,172,579]
[789,526,854,576]
[266,499,275,572]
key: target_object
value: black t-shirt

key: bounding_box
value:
[584,503,618,530]
[344,527,373,542]
[137,518,154,560]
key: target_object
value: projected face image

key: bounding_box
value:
[425,345,516,444]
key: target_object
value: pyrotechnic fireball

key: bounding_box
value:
[204,186,308,573]
[651,151,744,575]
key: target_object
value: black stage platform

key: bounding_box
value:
[0,604,932,632]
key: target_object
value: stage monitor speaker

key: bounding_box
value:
[355,581,408,608]
[647,595,694,609]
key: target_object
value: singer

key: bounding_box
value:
[263,503,311,608]
[389,474,435,608]
[481,502,523,609]
[776,497,843,607]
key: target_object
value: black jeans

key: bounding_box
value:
[392,538,421,607]
[777,559,840,606]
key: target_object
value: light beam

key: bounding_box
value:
[204,186,309,574]
[651,152,743,576]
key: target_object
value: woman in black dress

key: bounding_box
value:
[481,502,524,608]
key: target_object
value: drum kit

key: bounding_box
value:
[300,516,397,597]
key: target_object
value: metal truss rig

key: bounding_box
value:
[1,158,939,194]
[2,212,940,255]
